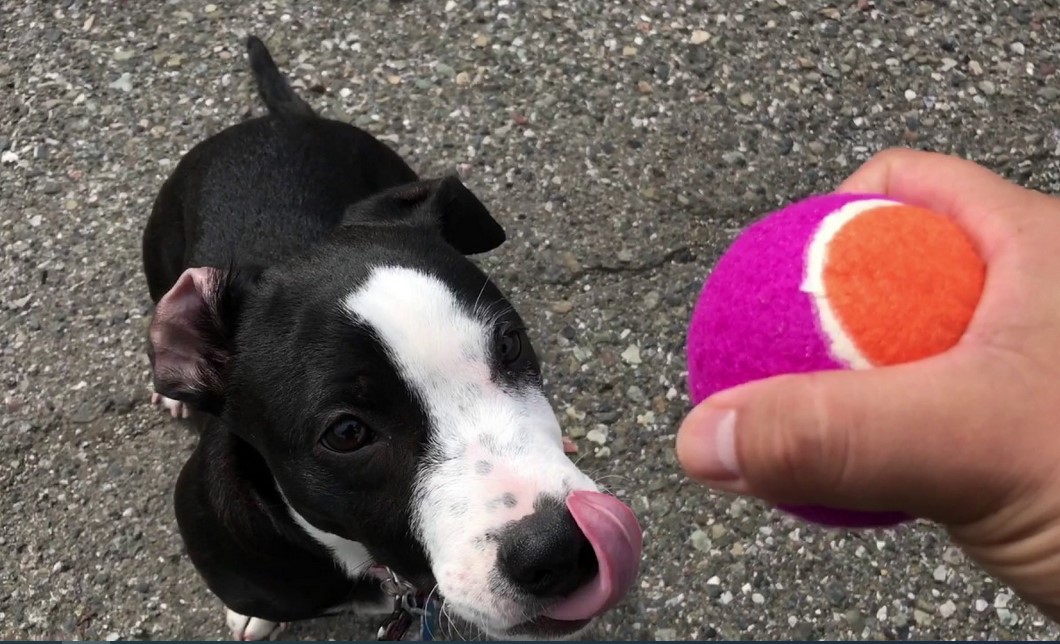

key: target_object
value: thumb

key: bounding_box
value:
[676,353,1015,524]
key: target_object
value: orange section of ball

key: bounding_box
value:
[822,204,986,366]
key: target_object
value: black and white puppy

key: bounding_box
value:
[143,37,642,640]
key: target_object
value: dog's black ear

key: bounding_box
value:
[147,266,257,416]
[391,176,506,255]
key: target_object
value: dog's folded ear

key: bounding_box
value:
[345,176,506,255]
[148,266,257,416]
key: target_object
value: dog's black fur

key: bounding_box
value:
[142,37,527,623]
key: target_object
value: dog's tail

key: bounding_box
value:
[246,36,315,119]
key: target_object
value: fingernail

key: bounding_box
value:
[677,406,741,481]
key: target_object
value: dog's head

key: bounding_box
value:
[149,176,642,638]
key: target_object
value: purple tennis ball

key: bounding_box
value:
[683,193,980,529]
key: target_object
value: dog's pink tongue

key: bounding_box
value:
[543,490,643,622]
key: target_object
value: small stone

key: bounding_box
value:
[567,425,586,439]
[1010,42,1025,56]
[995,592,1011,608]
[636,80,652,94]
[586,428,608,445]
[721,151,743,166]
[28,215,42,227]
[1037,87,1060,101]
[455,72,470,86]
[620,345,642,365]
[65,199,78,211]
[552,300,573,314]
[623,46,638,57]
[939,600,957,619]
[113,49,136,61]
[979,80,997,96]
[105,633,120,642]
[808,141,825,155]
[739,92,754,106]
[710,524,726,539]
[435,63,455,77]
[690,529,711,552]
[904,89,917,100]
[719,590,734,605]
[969,60,984,75]
[690,30,711,45]
[387,75,401,85]
[473,35,490,48]
[791,623,814,640]
[932,564,949,582]
[913,609,931,626]
[109,73,133,92]
[626,385,645,402]
[751,593,765,605]
[975,598,989,612]
[204,3,218,11]
[654,629,677,641]
[617,249,635,262]
[996,607,1015,625]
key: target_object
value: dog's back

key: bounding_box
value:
[142,37,418,302]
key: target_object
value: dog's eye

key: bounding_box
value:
[321,417,373,452]
[497,327,524,365]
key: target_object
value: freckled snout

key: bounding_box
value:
[496,490,644,622]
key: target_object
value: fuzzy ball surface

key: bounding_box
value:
[686,193,985,528]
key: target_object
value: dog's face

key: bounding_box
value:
[149,177,642,639]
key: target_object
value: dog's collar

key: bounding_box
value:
[370,566,440,641]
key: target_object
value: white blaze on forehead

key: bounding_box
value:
[342,265,562,455]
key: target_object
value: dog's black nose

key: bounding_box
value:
[496,496,598,598]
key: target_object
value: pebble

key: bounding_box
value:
[913,609,932,626]
[455,72,470,86]
[1037,87,1060,101]
[636,80,652,95]
[566,426,586,439]
[969,60,984,75]
[626,385,645,402]
[113,49,136,61]
[690,529,711,552]
[586,428,608,445]
[979,80,997,96]
[1010,42,1025,55]
[617,249,635,262]
[551,300,573,313]
[620,345,642,365]
[939,600,957,619]
[932,564,950,582]
[654,628,677,641]
[109,73,133,92]
[975,598,989,612]
[690,30,711,45]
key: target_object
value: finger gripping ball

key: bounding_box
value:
[686,194,986,528]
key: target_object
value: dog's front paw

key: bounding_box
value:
[150,392,192,419]
[225,608,286,641]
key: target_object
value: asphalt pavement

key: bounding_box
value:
[2,0,1059,640]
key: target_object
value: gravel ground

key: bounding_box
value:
[3,0,1060,640]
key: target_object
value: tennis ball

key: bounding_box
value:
[686,194,986,528]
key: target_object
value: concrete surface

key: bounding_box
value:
[2,0,1060,640]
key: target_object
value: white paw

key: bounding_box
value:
[150,392,192,419]
[225,608,286,641]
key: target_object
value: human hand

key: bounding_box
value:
[676,148,1060,620]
